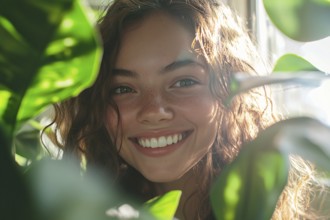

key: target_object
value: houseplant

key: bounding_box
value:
[0,0,329,219]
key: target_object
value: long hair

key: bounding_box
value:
[47,0,327,219]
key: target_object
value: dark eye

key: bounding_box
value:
[112,86,135,95]
[173,79,198,88]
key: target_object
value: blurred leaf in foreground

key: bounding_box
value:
[263,0,330,41]
[211,117,330,220]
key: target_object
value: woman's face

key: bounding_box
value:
[106,12,219,182]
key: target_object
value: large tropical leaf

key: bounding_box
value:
[16,0,102,129]
[0,0,70,142]
[0,0,101,147]
[211,117,330,220]
[263,0,330,41]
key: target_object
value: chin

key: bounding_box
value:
[142,171,184,183]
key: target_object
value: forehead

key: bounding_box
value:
[115,12,199,70]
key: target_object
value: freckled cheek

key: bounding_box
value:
[177,94,218,119]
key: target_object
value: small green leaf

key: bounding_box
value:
[273,54,319,72]
[144,190,182,220]
[263,0,330,41]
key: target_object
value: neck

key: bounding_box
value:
[154,169,203,220]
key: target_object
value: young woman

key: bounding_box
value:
[49,0,325,219]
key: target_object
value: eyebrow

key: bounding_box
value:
[112,59,205,77]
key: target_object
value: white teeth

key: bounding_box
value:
[150,138,157,148]
[166,136,173,145]
[137,133,185,148]
[159,136,167,147]
[145,139,150,147]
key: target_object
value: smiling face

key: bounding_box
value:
[106,12,219,182]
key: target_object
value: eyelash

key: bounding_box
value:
[172,78,198,88]
[112,86,136,95]
[111,78,198,95]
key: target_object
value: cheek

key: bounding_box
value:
[190,97,219,142]
[182,94,219,123]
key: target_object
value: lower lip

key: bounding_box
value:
[132,134,191,157]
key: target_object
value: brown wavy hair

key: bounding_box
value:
[47,0,328,219]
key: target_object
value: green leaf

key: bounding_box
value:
[211,117,330,220]
[211,141,288,220]
[16,0,102,131]
[144,190,182,220]
[0,0,101,147]
[0,0,73,138]
[273,54,319,72]
[263,0,330,41]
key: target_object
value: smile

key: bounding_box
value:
[134,131,192,148]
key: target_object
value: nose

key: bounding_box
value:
[137,92,174,124]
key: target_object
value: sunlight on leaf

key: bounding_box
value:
[145,190,182,220]
[273,54,318,72]
[0,0,74,142]
[224,172,241,207]
[223,172,242,220]
[16,0,102,129]
[211,144,288,220]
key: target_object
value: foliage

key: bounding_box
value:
[144,190,182,220]
[211,117,330,220]
[210,1,330,219]
[263,0,330,41]
[1,0,330,220]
